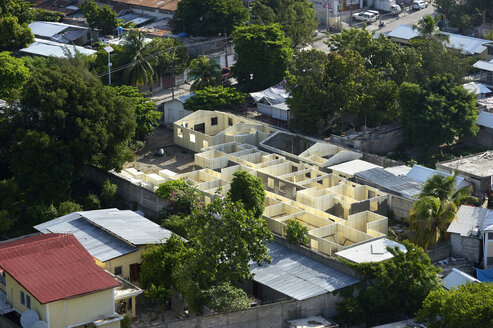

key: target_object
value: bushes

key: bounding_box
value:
[200,283,252,313]
[286,219,309,245]
[156,179,190,199]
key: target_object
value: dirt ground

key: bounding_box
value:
[124,127,196,174]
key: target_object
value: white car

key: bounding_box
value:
[412,1,428,10]
[352,12,377,23]
[390,4,402,15]
[367,10,380,19]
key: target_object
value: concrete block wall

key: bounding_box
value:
[450,234,481,264]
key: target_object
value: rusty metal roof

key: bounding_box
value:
[0,234,120,304]
[111,0,178,11]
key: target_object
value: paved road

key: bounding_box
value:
[311,4,435,53]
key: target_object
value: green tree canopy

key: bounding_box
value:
[233,23,293,92]
[398,74,478,147]
[122,30,156,86]
[18,59,136,172]
[188,55,221,91]
[200,283,252,313]
[413,15,449,43]
[172,0,250,36]
[0,51,30,99]
[252,0,316,47]
[81,0,118,35]
[286,219,309,245]
[0,15,33,51]
[336,241,441,326]
[417,282,493,328]
[113,85,162,139]
[183,85,246,111]
[227,170,266,219]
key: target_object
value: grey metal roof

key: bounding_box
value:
[406,165,468,188]
[34,212,138,262]
[355,167,422,199]
[250,243,358,301]
[442,268,479,290]
[447,206,493,236]
[29,21,69,38]
[477,111,493,129]
[473,60,493,72]
[81,209,172,245]
[20,38,96,58]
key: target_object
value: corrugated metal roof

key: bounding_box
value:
[446,206,492,236]
[0,234,119,304]
[335,238,406,264]
[250,243,358,301]
[329,159,381,177]
[477,111,493,129]
[384,165,412,176]
[81,209,172,245]
[406,165,467,188]
[388,24,488,54]
[28,21,70,38]
[463,82,491,95]
[473,60,493,72]
[111,0,179,11]
[34,213,138,262]
[20,38,96,58]
[442,268,479,290]
[355,167,422,199]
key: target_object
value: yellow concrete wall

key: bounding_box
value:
[103,248,143,281]
[5,273,47,321]
[49,288,115,328]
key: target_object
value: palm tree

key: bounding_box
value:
[409,196,458,250]
[418,172,478,206]
[122,30,156,86]
[409,173,478,250]
[188,55,221,91]
[413,15,449,44]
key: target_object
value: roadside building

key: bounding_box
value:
[0,234,122,328]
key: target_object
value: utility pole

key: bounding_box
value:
[325,1,329,30]
[171,47,175,100]
[104,46,114,85]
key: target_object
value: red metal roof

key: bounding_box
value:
[0,233,120,304]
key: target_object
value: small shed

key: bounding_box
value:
[250,82,290,122]
[163,93,194,128]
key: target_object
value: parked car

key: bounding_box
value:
[367,10,380,19]
[390,4,402,15]
[352,12,377,23]
[412,1,428,10]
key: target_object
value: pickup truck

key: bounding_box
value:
[352,12,377,23]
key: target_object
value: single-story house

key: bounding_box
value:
[463,82,492,99]
[0,234,122,328]
[163,93,194,128]
[473,59,493,85]
[442,268,479,290]
[446,205,493,266]
[20,38,97,58]
[28,21,95,46]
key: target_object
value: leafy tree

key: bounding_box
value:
[336,241,441,326]
[183,86,246,111]
[200,282,251,313]
[120,315,131,328]
[188,55,221,91]
[122,30,156,86]
[146,37,189,77]
[161,214,189,238]
[418,172,478,206]
[0,51,30,99]
[233,24,293,92]
[29,9,63,22]
[188,198,272,284]
[57,201,83,216]
[156,179,190,199]
[228,170,266,218]
[114,85,162,139]
[0,15,33,51]
[19,59,136,172]
[399,74,478,147]
[81,0,118,35]
[417,282,493,328]
[101,179,117,208]
[84,193,101,210]
[252,0,316,47]
[172,0,249,36]
[434,0,493,32]
[286,219,309,245]
[145,284,172,312]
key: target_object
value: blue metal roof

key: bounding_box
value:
[81,209,172,246]
[388,24,489,55]
[34,212,138,262]
[250,243,358,301]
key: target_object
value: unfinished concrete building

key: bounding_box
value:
[115,111,392,257]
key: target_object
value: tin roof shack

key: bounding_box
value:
[442,268,480,290]
[436,151,493,195]
[250,82,290,123]
[0,234,122,328]
[28,21,95,46]
[329,123,404,155]
[246,241,358,317]
[446,206,492,266]
[20,38,97,58]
